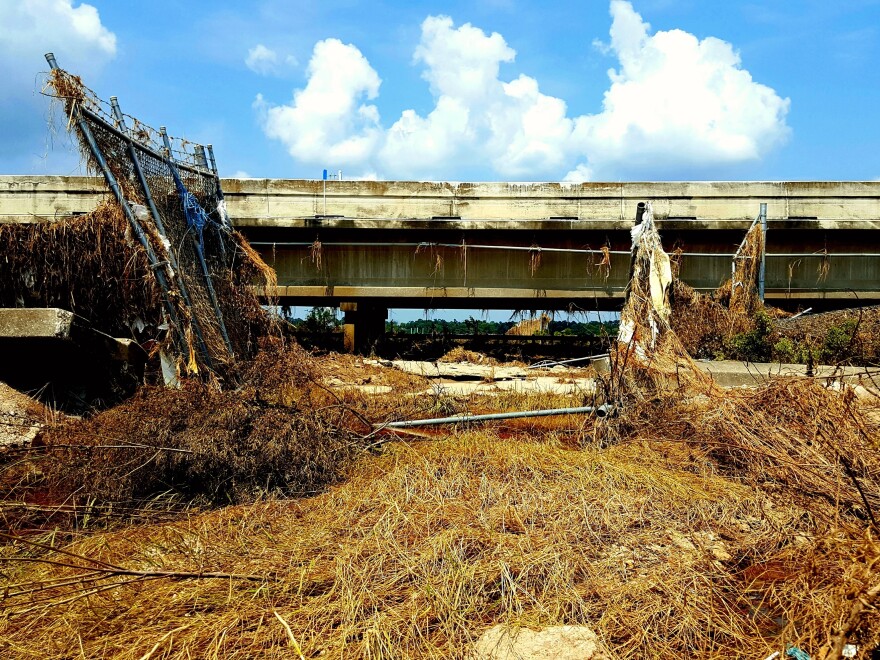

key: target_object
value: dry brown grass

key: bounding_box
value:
[0,202,162,339]
[729,221,764,316]
[1,342,363,520]
[2,397,878,658]
[2,332,880,657]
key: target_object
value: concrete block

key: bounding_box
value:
[0,308,75,338]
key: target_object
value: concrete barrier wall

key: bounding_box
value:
[2,176,880,230]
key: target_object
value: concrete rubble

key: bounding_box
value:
[0,307,146,411]
[0,381,51,449]
[369,359,598,397]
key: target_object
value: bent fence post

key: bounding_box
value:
[108,96,213,369]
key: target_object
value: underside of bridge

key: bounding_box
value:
[248,225,880,312]
[4,176,880,353]
[245,222,880,352]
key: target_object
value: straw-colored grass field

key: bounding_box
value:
[2,372,879,658]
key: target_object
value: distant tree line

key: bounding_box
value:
[281,307,618,338]
[386,318,618,337]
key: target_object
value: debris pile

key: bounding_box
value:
[607,203,715,402]
[28,342,364,509]
[773,305,880,365]
[593,202,880,655]
[668,217,770,358]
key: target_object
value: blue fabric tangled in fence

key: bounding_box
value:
[169,165,212,248]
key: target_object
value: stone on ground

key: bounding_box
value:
[473,624,609,659]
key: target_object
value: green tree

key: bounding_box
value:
[303,307,339,333]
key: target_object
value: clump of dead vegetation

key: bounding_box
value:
[0,202,162,339]
[23,342,363,509]
[667,219,772,359]
[668,220,879,367]
[438,347,497,365]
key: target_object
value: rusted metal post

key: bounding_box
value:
[758,202,767,302]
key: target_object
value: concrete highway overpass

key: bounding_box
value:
[3,176,880,322]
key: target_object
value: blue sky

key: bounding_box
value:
[1,0,879,182]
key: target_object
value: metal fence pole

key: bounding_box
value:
[109,96,213,370]
[205,144,229,225]
[758,202,768,302]
[160,128,234,357]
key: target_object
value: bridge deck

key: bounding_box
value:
[2,176,879,310]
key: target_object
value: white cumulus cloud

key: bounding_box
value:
[245,44,297,76]
[0,0,117,172]
[257,2,790,181]
[257,38,383,170]
[569,0,791,178]
[0,0,116,86]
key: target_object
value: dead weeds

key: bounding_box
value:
[2,423,878,658]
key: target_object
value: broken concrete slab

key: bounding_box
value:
[0,307,76,338]
[0,308,139,357]
[0,308,146,412]
[390,360,528,381]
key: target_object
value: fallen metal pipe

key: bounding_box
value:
[527,353,610,369]
[383,404,611,428]
[783,307,813,322]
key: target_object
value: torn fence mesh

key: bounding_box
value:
[43,64,275,381]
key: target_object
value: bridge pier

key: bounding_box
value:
[341,303,387,354]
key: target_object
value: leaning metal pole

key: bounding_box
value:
[758,202,768,302]
[383,404,611,428]
[108,96,213,370]
[44,53,191,361]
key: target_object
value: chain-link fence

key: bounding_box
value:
[45,57,274,380]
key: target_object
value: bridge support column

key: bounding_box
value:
[341,303,387,354]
